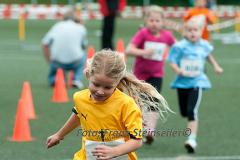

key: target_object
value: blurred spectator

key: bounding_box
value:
[42,10,87,89]
[98,0,126,49]
[184,0,218,40]
[206,0,217,9]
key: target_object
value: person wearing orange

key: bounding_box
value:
[184,0,218,40]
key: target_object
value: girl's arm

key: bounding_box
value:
[169,63,183,76]
[92,139,142,159]
[46,113,80,148]
[126,43,154,57]
[207,54,223,74]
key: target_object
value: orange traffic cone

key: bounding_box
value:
[162,47,170,60]
[9,99,34,142]
[87,46,95,60]
[68,71,74,88]
[52,68,68,103]
[85,46,95,68]
[116,38,126,61]
[21,81,36,119]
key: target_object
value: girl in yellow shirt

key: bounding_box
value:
[46,50,171,160]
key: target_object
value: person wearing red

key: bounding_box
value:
[98,0,126,49]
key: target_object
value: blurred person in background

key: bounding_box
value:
[126,5,175,145]
[206,0,217,9]
[42,9,87,89]
[189,0,216,9]
[98,0,126,49]
[168,17,223,154]
[184,0,218,41]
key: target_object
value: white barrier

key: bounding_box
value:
[0,3,240,20]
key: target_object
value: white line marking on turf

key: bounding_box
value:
[21,44,40,51]
[59,155,240,160]
[140,156,240,160]
[0,56,41,61]
[0,44,40,51]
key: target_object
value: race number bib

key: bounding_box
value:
[180,59,202,77]
[144,41,168,61]
[85,139,128,160]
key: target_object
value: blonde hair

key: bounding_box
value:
[182,15,205,37]
[144,5,164,20]
[195,0,207,7]
[85,49,172,120]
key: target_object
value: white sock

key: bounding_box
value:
[188,134,197,140]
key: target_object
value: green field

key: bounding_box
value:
[0,18,240,160]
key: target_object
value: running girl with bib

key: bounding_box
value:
[46,50,171,160]
[168,17,223,153]
[126,5,175,144]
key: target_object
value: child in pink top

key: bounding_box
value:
[126,5,175,144]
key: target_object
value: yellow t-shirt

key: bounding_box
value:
[72,89,142,160]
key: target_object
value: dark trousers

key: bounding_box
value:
[101,14,115,50]
[145,77,163,111]
[146,77,163,93]
[177,88,202,121]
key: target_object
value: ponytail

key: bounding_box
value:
[117,72,173,121]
